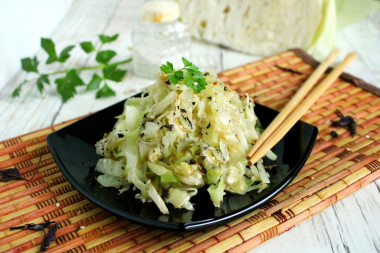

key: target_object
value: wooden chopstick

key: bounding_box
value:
[246,48,340,160]
[248,52,357,166]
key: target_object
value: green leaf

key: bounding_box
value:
[160,61,174,73]
[166,70,184,84]
[183,70,207,93]
[12,86,22,98]
[193,71,203,80]
[167,73,182,84]
[59,45,75,62]
[46,56,57,64]
[174,70,183,78]
[160,59,207,93]
[102,65,127,82]
[96,50,116,64]
[193,78,208,93]
[41,38,58,64]
[96,83,115,98]
[86,74,102,91]
[184,75,194,88]
[39,74,50,85]
[182,57,192,67]
[187,65,199,72]
[67,69,85,86]
[80,41,95,53]
[55,76,76,102]
[36,79,44,94]
[35,75,50,94]
[54,70,84,102]
[21,57,39,73]
[98,34,119,44]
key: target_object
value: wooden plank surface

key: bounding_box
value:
[1,1,379,252]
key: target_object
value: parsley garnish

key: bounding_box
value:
[12,34,132,102]
[160,57,208,93]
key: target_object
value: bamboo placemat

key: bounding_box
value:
[1,49,380,253]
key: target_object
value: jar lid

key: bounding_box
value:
[142,0,180,22]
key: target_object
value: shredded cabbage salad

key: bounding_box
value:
[95,67,276,214]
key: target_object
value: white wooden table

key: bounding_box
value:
[1,1,379,252]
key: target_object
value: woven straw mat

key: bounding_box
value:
[0,49,379,253]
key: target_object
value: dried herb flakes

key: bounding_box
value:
[332,110,357,135]
[0,168,27,182]
[10,220,59,252]
[10,220,56,231]
[275,65,304,75]
[0,150,42,182]
[40,222,60,252]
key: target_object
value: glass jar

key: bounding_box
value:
[132,0,191,78]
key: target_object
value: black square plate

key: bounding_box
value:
[47,95,317,231]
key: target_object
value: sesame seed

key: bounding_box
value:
[324,119,330,124]
[346,148,351,151]
[365,135,370,139]
[80,226,86,229]
[194,82,198,86]
[56,202,61,207]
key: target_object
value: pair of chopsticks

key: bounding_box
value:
[247,49,356,166]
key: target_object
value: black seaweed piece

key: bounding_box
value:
[40,222,60,252]
[10,220,56,231]
[275,65,304,75]
[0,168,27,182]
[332,110,357,135]
[181,114,193,129]
[180,108,186,113]
[1,150,43,182]
[186,118,193,129]
[160,124,174,131]
[189,159,196,165]
[165,80,171,85]
[162,188,169,199]
[348,123,357,135]
[199,166,207,174]
[330,131,339,138]
[206,122,211,129]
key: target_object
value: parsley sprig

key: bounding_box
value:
[13,34,132,102]
[160,57,208,93]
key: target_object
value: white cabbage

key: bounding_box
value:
[96,175,129,188]
[177,0,335,57]
[95,68,275,213]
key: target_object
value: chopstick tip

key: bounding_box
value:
[346,52,357,60]
[331,47,340,55]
